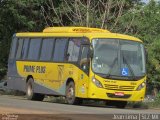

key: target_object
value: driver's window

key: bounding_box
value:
[80,46,89,73]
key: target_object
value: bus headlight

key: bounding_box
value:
[136,81,146,91]
[92,77,103,88]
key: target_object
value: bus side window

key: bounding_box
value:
[53,38,67,62]
[21,38,30,59]
[40,38,55,61]
[67,38,80,62]
[16,38,23,59]
[27,38,41,60]
[80,45,90,73]
[10,37,18,59]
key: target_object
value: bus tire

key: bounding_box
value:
[26,78,44,101]
[66,82,82,105]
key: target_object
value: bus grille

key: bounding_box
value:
[107,93,131,98]
[104,84,135,91]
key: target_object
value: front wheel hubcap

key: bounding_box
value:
[67,87,74,99]
[27,84,32,96]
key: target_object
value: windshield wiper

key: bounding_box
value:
[94,57,118,79]
[105,57,118,78]
[122,54,136,80]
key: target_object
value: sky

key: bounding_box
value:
[142,0,149,3]
[142,0,160,3]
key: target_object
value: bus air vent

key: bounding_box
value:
[104,84,135,91]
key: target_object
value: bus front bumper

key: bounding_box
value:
[88,86,146,102]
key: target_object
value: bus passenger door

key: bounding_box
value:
[78,45,90,98]
[58,65,64,87]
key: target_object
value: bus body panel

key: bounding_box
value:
[7,27,146,103]
[8,61,89,97]
[88,71,146,101]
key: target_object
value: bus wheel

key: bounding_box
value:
[66,82,82,105]
[26,78,44,101]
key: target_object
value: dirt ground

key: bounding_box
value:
[0,107,68,120]
[0,106,112,120]
[0,106,50,114]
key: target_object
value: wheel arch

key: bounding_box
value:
[26,75,33,83]
[66,77,75,86]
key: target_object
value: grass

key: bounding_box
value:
[144,94,160,108]
[0,89,25,96]
[127,102,148,109]
[129,93,160,109]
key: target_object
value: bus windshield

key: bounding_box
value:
[92,38,146,80]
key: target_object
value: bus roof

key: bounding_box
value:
[43,27,110,33]
[16,27,142,42]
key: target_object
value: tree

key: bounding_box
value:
[41,0,141,31]
[0,0,46,78]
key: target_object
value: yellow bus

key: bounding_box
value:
[7,27,146,108]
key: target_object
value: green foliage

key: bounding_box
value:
[0,0,160,88]
[0,0,46,79]
[42,0,141,28]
